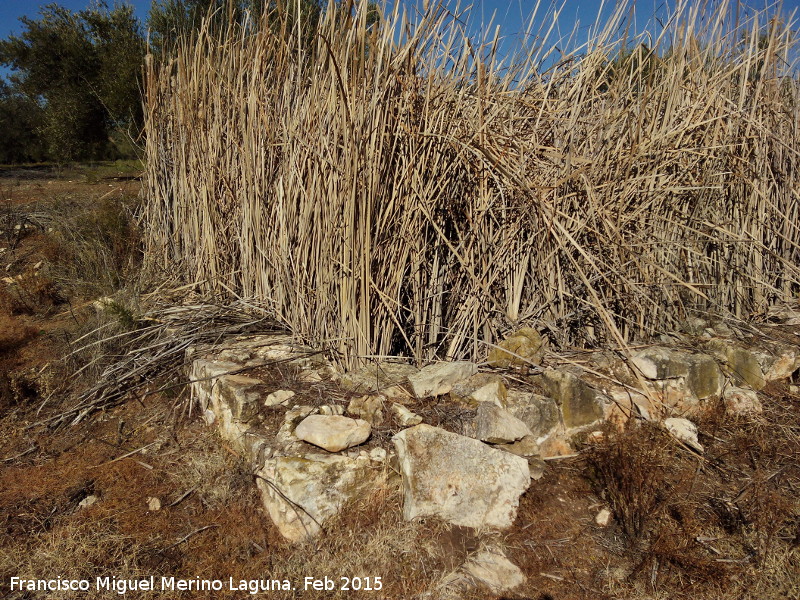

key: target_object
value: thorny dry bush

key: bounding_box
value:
[583,394,800,599]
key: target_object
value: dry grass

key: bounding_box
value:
[0,393,490,600]
[0,312,37,354]
[142,0,800,367]
[42,194,142,298]
[0,517,148,594]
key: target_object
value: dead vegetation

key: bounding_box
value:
[555,390,800,599]
[143,0,800,367]
[1,1,799,598]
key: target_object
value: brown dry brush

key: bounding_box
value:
[586,421,676,539]
[37,298,284,428]
[141,0,800,368]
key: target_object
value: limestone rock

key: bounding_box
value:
[631,347,723,400]
[487,328,545,368]
[537,434,574,459]
[631,347,688,380]
[681,317,709,336]
[255,454,377,542]
[201,335,334,384]
[392,403,423,426]
[750,339,800,381]
[147,497,161,511]
[284,405,314,425]
[297,369,325,383]
[264,389,295,406]
[766,304,800,324]
[449,373,507,408]
[602,384,655,422]
[392,424,530,529]
[504,391,561,439]
[407,362,477,398]
[460,548,526,593]
[664,417,703,453]
[528,456,546,480]
[294,415,371,452]
[705,340,766,391]
[723,386,763,416]
[190,359,242,412]
[78,495,98,509]
[495,435,545,480]
[276,405,315,446]
[647,377,698,413]
[191,358,268,453]
[474,402,531,443]
[339,362,418,398]
[347,394,385,425]
[215,374,264,421]
[684,354,724,400]
[710,321,737,337]
[368,447,387,462]
[595,508,612,527]
[539,369,604,429]
[495,434,540,458]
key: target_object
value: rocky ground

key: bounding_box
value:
[0,167,798,600]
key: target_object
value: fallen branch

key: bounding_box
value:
[1,445,37,463]
[89,441,159,469]
[161,525,218,552]
[32,298,288,429]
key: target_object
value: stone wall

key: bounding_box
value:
[187,310,800,595]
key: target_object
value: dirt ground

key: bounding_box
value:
[0,167,798,600]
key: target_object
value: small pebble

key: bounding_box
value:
[595,508,612,527]
[78,495,98,509]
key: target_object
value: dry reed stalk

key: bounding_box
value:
[141,0,800,368]
[36,299,283,428]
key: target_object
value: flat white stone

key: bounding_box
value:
[461,548,526,593]
[393,424,530,529]
[595,508,612,526]
[294,415,371,452]
[664,417,703,453]
[474,402,532,443]
[407,362,477,398]
[392,403,422,426]
[264,389,295,406]
[255,454,377,542]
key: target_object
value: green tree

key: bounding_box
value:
[83,3,146,130]
[0,2,145,163]
[0,79,46,163]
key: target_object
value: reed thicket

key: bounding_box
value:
[142,0,800,366]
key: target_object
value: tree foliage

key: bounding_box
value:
[0,0,382,164]
[0,2,144,163]
[147,0,230,54]
[0,80,45,163]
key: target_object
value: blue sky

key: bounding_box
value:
[1,1,798,60]
[0,1,628,82]
[0,1,667,41]
[0,1,152,37]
